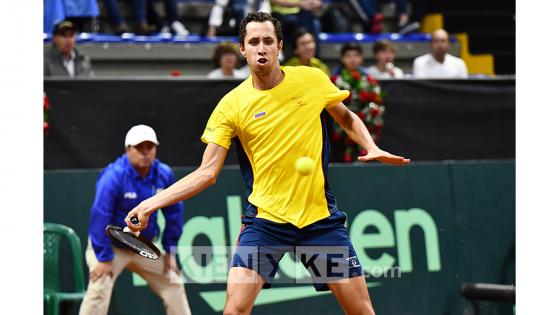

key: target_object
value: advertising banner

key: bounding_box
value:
[44,161,515,314]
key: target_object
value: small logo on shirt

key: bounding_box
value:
[254,111,266,119]
[292,96,307,106]
[124,192,137,199]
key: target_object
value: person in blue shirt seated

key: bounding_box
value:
[78,124,192,315]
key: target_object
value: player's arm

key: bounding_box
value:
[327,103,410,165]
[125,142,228,232]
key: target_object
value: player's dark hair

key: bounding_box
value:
[340,42,362,57]
[238,12,283,45]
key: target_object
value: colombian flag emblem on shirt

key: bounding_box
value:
[254,111,266,119]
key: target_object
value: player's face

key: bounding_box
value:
[341,50,363,72]
[294,33,316,60]
[126,141,157,171]
[240,21,283,76]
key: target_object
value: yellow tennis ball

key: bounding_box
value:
[295,157,314,176]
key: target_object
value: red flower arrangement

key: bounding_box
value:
[44,92,50,134]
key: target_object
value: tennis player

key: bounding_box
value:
[126,12,410,315]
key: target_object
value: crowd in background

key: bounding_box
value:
[44,0,430,36]
[44,0,467,79]
[44,0,468,162]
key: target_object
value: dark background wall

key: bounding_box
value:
[44,78,515,169]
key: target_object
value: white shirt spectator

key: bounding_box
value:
[366,64,404,79]
[207,68,245,79]
[62,50,76,77]
[413,53,468,78]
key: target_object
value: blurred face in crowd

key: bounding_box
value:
[341,49,363,72]
[294,33,316,62]
[430,29,450,60]
[375,48,395,66]
[126,141,157,175]
[240,21,283,76]
[220,52,238,72]
[53,30,77,57]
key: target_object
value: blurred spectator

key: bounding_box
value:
[336,0,382,33]
[283,28,329,75]
[394,0,430,34]
[413,29,468,78]
[44,0,99,33]
[270,0,321,58]
[366,40,404,79]
[358,0,382,33]
[44,21,93,78]
[207,43,245,78]
[206,0,270,37]
[149,0,189,35]
[102,0,150,34]
[330,43,385,162]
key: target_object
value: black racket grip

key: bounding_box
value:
[131,216,140,225]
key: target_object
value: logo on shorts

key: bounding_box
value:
[346,256,360,268]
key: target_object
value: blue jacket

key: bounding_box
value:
[89,154,183,262]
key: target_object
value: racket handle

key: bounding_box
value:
[131,216,140,225]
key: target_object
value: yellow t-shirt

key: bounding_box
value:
[201,66,349,228]
[283,57,331,76]
[271,0,300,15]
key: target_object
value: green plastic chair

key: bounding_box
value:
[44,223,86,315]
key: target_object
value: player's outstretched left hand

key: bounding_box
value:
[358,147,411,165]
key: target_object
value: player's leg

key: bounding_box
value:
[327,276,375,315]
[223,267,266,315]
[128,256,191,315]
[298,210,375,315]
[78,240,130,315]
[224,216,291,315]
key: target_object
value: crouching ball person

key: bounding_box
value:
[79,125,191,315]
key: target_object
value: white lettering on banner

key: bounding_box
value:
[176,197,442,282]
[133,196,442,288]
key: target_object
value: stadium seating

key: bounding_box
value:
[44,0,513,76]
[43,32,460,76]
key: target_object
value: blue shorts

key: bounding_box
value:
[230,210,363,291]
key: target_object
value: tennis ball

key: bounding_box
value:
[295,157,314,176]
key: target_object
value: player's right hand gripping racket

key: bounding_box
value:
[105,216,161,260]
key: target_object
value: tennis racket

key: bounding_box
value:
[105,216,161,260]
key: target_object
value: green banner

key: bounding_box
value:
[44,161,515,315]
